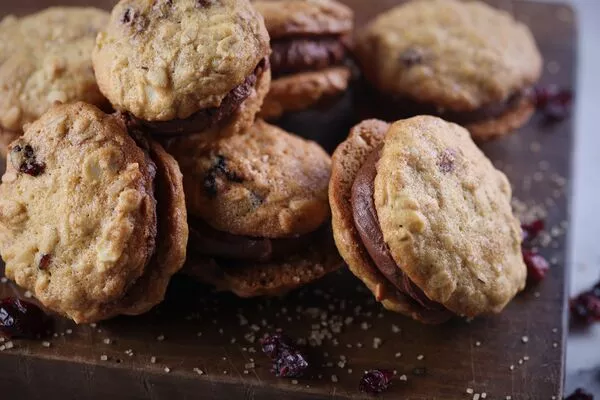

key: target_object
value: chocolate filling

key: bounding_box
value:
[364,83,529,126]
[189,217,323,264]
[128,58,269,136]
[350,145,453,323]
[271,36,347,78]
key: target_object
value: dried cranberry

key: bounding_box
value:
[436,148,457,174]
[273,348,308,378]
[11,143,45,177]
[532,85,573,121]
[359,369,393,394]
[261,333,308,378]
[0,298,52,339]
[523,250,550,283]
[260,333,292,360]
[197,0,218,7]
[565,388,594,400]
[521,219,545,243]
[38,254,52,271]
[399,48,424,67]
[570,291,600,325]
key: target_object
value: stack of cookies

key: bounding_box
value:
[0,0,539,325]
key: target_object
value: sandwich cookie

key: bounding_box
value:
[93,0,271,136]
[355,0,542,140]
[254,0,353,121]
[329,116,526,323]
[168,119,342,296]
[0,102,187,323]
[0,7,109,146]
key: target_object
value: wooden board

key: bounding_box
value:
[0,1,576,399]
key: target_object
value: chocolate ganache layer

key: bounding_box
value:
[271,36,347,77]
[189,217,325,264]
[128,59,269,136]
[369,87,529,126]
[350,145,453,323]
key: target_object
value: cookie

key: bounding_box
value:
[330,116,526,323]
[93,0,271,136]
[355,0,542,140]
[167,119,332,238]
[0,7,109,132]
[168,119,341,295]
[254,0,353,120]
[0,102,187,323]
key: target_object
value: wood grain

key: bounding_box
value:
[0,1,575,399]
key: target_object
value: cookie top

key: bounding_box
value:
[254,0,353,39]
[355,0,542,110]
[93,0,270,122]
[330,119,433,321]
[374,116,526,316]
[0,7,109,132]
[167,119,331,238]
[0,102,157,323]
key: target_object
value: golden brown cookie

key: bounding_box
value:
[0,7,109,132]
[260,67,351,121]
[0,102,187,323]
[167,119,332,238]
[93,0,271,136]
[330,116,526,323]
[355,0,542,140]
[170,119,341,296]
[254,0,353,120]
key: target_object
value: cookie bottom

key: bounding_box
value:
[465,98,535,141]
[182,229,342,297]
[89,141,188,322]
[259,66,351,121]
[357,83,534,141]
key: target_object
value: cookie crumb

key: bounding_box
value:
[24,291,33,298]
[395,352,402,358]
[164,367,171,373]
[331,375,338,383]
[416,354,424,360]
[103,338,112,345]
[509,365,515,371]
[399,374,407,381]
[41,341,51,348]
[372,337,382,349]
[5,341,14,349]
[100,355,108,361]
[193,368,204,375]
[481,393,487,399]
[466,388,474,394]
[473,394,480,400]
[150,356,157,364]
